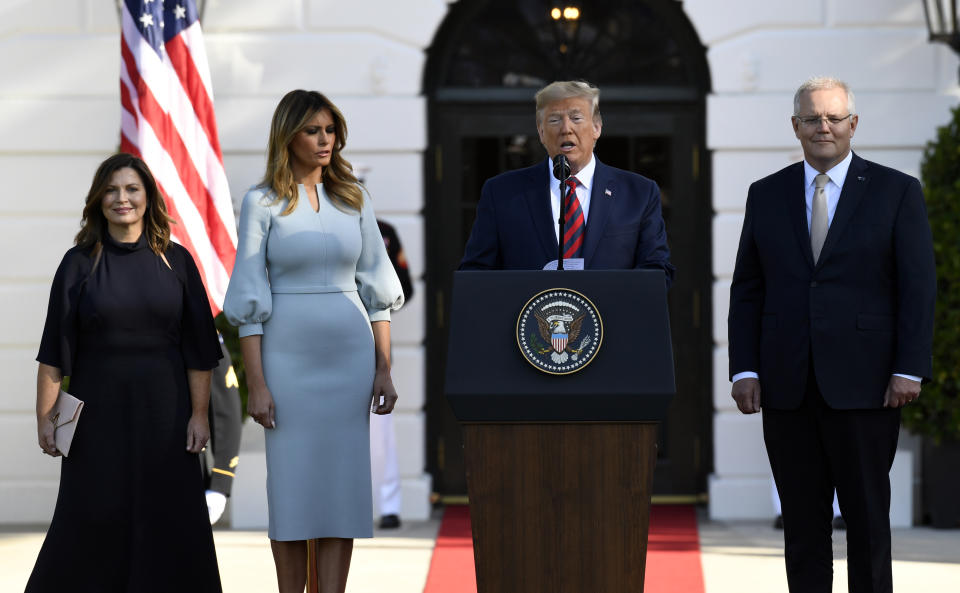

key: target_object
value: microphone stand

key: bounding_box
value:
[558,175,566,270]
[553,155,571,271]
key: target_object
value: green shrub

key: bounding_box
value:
[903,106,960,444]
[215,312,248,419]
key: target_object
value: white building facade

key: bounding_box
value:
[0,0,955,524]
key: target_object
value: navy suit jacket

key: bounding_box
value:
[459,158,675,285]
[727,153,935,410]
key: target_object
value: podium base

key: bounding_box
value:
[463,422,658,593]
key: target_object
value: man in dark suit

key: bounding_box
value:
[459,80,674,284]
[728,77,935,592]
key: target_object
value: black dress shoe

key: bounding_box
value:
[832,516,846,530]
[773,515,783,529]
[378,514,401,529]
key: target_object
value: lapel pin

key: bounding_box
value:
[604,188,612,197]
[857,176,866,181]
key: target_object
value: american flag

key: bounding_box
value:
[119,0,237,314]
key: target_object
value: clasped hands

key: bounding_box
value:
[731,374,921,414]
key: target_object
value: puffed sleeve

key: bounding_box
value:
[36,247,92,376]
[356,191,404,322]
[170,244,223,370]
[223,188,273,337]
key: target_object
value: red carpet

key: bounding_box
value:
[645,505,707,592]
[423,504,705,593]
[423,505,478,593]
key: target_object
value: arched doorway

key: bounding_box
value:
[424,0,713,500]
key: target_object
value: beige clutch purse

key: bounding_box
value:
[50,390,84,457]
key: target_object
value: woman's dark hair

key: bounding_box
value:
[75,153,173,256]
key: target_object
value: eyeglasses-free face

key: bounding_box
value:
[791,87,858,173]
[101,167,148,242]
[536,96,602,176]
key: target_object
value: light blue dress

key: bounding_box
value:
[224,184,403,540]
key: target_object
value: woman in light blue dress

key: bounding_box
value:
[224,90,403,593]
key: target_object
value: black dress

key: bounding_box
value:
[26,234,223,593]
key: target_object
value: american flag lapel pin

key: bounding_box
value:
[604,188,613,197]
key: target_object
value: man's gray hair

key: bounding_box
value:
[535,80,602,125]
[793,77,856,115]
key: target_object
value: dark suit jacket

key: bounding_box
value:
[459,158,675,285]
[728,152,935,410]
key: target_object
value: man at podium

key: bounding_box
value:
[459,80,675,286]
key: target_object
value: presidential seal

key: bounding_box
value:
[516,288,603,375]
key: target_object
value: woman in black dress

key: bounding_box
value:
[27,153,223,592]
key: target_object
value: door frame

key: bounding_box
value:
[424,94,713,498]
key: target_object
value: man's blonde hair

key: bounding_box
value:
[535,81,602,125]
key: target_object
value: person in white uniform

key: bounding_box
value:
[370,219,414,529]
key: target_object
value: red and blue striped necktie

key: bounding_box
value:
[562,176,585,259]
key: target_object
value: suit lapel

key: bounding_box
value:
[817,153,869,267]
[787,162,815,269]
[582,159,614,266]
[524,160,560,262]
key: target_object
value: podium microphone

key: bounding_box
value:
[552,154,571,270]
[552,154,571,181]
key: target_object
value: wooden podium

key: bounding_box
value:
[445,270,675,592]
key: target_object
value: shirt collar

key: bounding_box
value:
[546,154,596,190]
[803,150,853,189]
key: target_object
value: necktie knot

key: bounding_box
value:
[814,173,829,191]
[565,177,579,191]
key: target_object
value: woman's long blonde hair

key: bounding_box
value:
[75,153,173,256]
[263,90,362,214]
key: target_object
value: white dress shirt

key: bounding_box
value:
[802,150,851,231]
[548,154,596,242]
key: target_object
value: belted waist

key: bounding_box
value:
[270,284,357,295]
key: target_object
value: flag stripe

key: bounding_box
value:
[118,134,213,294]
[120,8,233,227]
[162,32,237,242]
[178,23,215,101]
[120,59,232,302]
[119,83,230,306]
[164,33,224,159]
[119,76,138,132]
[119,105,231,306]
[119,0,236,315]
[120,36,236,274]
